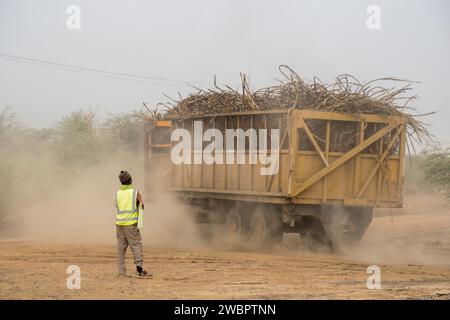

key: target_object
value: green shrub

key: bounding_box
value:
[421,151,450,199]
[52,111,100,168]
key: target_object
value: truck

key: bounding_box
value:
[145,108,406,250]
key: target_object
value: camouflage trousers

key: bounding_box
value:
[116,224,144,275]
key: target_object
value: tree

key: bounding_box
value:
[0,107,20,227]
[0,106,19,146]
[102,111,147,153]
[421,151,450,199]
[53,111,100,168]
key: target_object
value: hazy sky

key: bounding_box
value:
[0,0,449,145]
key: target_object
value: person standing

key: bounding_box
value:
[113,170,151,278]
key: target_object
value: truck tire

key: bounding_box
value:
[223,207,245,247]
[248,206,283,250]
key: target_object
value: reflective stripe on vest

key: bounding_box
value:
[115,186,138,226]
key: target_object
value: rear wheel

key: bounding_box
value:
[247,206,283,250]
[223,207,245,247]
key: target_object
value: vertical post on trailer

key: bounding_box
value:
[322,120,331,202]
[353,121,365,196]
[288,111,298,197]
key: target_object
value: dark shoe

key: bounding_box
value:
[137,270,152,278]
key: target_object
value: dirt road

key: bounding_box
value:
[0,238,449,300]
[1,195,450,300]
[0,215,450,299]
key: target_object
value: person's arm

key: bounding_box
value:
[113,195,118,209]
[137,190,144,210]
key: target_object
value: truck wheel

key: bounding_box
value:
[224,207,245,247]
[248,206,283,250]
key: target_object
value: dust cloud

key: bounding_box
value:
[142,196,206,249]
[337,193,450,266]
[5,155,203,249]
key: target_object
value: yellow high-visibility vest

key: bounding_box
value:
[114,185,139,226]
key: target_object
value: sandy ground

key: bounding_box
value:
[1,194,450,300]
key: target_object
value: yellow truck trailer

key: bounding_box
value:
[145,109,406,249]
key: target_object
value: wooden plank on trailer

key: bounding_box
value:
[237,116,241,191]
[251,116,254,191]
[224,117,227,190]
[323,120,331,201]
[353,121,365,196]
[287,111,298,196]
[265,127,289,192]
[294,109,405,124]
[169,186,283,197]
